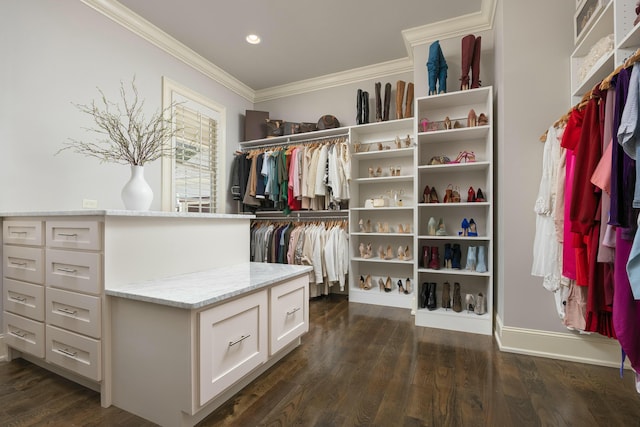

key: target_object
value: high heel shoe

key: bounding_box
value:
[366,243,373,258]
[378,277,385,291]
[467,186,476,202]
[359,219,365,232]
[476,246,487,273]
[359,275,365,289]
[378,245,385,259]
[404,278,411,294]
[477,113,488,126]
[403,245,412,260]
[475,292,487,315]
[423,185,431,203]
[427,217,437,236]
[436,218,447,236]
[444,116,452,130]
[444,184,453,203]
[465,293,476,313]
[364,274,372,289]
[475,188,485,202]
[452,186,461,203]
[386,245,394,260]
[398,279,405,294]
[359,242,366,258]
[385,276,393,292]
[468,218,478,237]
[464,151,476,162]
[397,245,406,260]
[460,218,470,236]
[467,109,477,127]
[429,187,439,203]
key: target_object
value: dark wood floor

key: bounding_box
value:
[2,295,640,426]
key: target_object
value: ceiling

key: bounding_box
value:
[116,0,484,92]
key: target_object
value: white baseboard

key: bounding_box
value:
[494,314,630,370]
[0,334,7,362]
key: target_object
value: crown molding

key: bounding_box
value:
[401,0,497,57]
[80,0,255,102]
[254,58,413,103]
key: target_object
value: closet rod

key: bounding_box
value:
[240,133,349,151]
[252,216,348,221]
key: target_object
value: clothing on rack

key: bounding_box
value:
[250,219,349,297]
[534,58,640,377]
[231,137,351,213]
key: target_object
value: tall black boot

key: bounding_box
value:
[375,82,382,122]
[362,91,369,124]
[356,89,363,125]
[420,282,429,308]
[383,82,391,121]
[427,282,437,311]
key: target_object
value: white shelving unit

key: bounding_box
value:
[571,0,640,103]
[414,87,494,335]
[348,118,415,309]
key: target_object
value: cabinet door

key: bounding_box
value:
[3,245,45,284]
[198,290,267,406]
[3,220,44,246]
[4,278,45,321]
[269,275,308,355]
[46,220,102,251]
[4,311,45,358]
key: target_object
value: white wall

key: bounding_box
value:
[0,1,252,214]
[495,0,575,332]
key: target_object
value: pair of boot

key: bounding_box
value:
[356,89,370,125]
[460,34,481,90]
[395,81,415,119]
[420,282,437,310]
[373,82,392,122]
[465,246,487,273]
[421,246,441,270]
[426,40,448,95]
[443,243,462,269]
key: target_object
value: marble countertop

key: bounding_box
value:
[105,262,312,309]
[0,210,255,220]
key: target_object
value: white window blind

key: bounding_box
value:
[174,104,217,213]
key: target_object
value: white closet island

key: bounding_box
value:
[1,210,311,427]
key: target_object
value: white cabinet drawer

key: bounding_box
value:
[46,249,102,294]
[3,220,44,246]
[3,245,45,284]
[3,278,44,321]
[46,325,102,381]
[46,221,102,251]
[4,311,45,358]
[198,289,267,406]
[46,287,101,338]
[269,275,308,355]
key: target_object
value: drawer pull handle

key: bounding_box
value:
[57,347,78,358]
[229,334,250,347]
[57,233,78,238]
[10,330,26,338]
[10,231,28,235]
[286,307,301,316]
[57,307,78,316]
[9,295,27,303]
[10,261,28,267]
[56,267,77,273]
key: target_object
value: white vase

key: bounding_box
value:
[121,165,153,210]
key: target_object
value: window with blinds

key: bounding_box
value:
[162,77,226,213]
[174,105,217,213]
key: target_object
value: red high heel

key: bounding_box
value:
[467,186,476,202]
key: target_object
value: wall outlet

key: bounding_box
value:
[82,199,98,209]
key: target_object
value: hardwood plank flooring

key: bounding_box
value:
[2,294,640,426]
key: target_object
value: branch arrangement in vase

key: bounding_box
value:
[57,77,180,166]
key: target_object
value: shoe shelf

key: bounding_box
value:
[414,86,493,336]
[348,118,415,310]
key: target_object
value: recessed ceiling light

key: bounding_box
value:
[246,34,261,44]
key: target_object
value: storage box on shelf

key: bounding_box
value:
[414,87,493,335]
[349,118,415,309]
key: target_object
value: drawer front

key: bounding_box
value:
[3,220,44,246]
[269,275,309,355]
[198,290,268,406]
[3,278,45,321]
[46,249,102,294]
[46,221,102,251]
[46,287,101,338]
[46,325,102,381]
[3,245,45,284]
[4,311,45,358]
